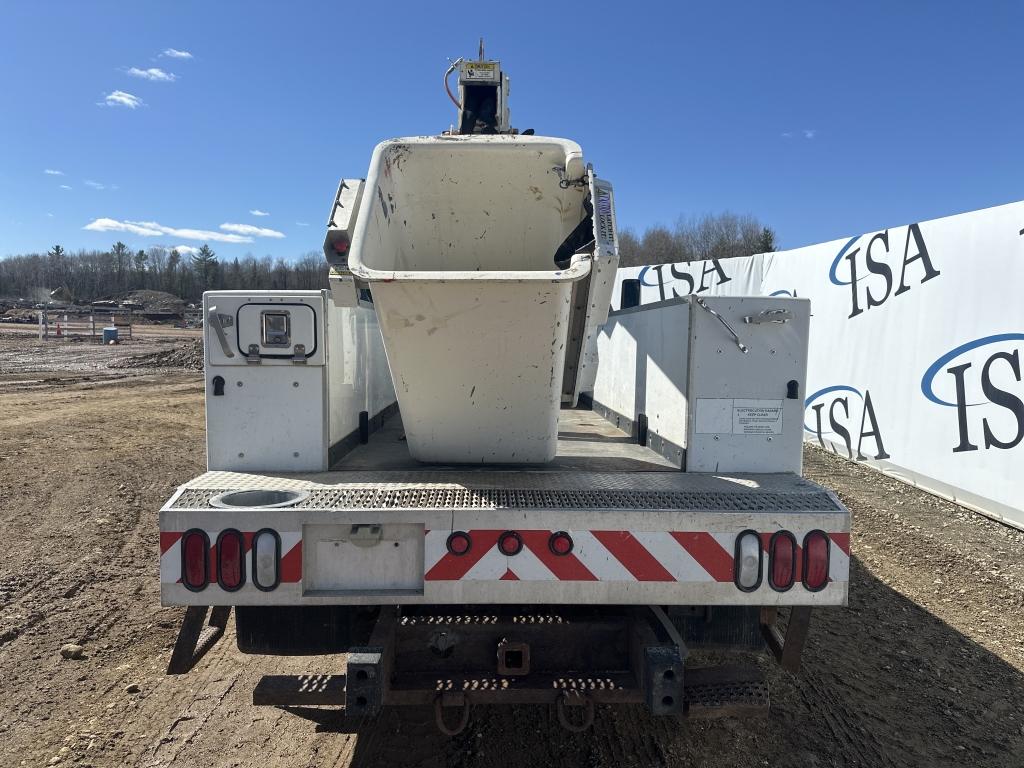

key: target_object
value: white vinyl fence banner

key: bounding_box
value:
[612,200,1024,531]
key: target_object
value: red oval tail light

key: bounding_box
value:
[181,529,209,591]
[768,531,796,591]
[803,531,831,591]
[217,530,245,591]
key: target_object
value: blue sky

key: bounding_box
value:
[1,1,1021,260]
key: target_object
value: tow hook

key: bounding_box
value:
[556,691,595,732]
[434,692,471,736]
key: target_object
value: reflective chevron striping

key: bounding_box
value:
[423,529,849,584]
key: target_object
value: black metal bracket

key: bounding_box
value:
[643,645,684,715]
[760,606,813,673]
[631,607,685,716]
[345,606,398,718]
[167,605,231,675]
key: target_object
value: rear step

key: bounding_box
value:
[254,674,347,706]
[253,664,768,726]
[683,666,771,719]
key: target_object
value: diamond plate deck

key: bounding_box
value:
[171,484,840,512]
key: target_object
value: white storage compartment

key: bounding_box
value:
[686,296,810,473]
[204,291,329,472]
[588,296,810,473]
[347,135,595,463]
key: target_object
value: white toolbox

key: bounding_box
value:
[203,290,329,472]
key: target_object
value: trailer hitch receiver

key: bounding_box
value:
[496,639,530,676]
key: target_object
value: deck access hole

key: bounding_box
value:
[504,649,524,669]
[356,696,368,706]
[355,670,368,681]
[209,489,309,509]
[662,696,675,706]
[662,669,675,681]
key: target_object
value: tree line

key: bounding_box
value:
[0,242,328,304]
[0,212,776,303]
[618,212,776,268]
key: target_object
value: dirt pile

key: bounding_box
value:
[1,308,37,323]
[110,338,204,371]
[94,289,187,314]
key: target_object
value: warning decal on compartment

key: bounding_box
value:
[732,399,784,435]
[462,62,498,81]
[695,398,784,435]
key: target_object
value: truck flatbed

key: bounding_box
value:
[332,408,679,473]
[160,408,849,608]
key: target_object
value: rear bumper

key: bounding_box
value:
[159,470,850,608]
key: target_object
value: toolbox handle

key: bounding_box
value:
[207,305,235,358]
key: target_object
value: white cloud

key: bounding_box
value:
[46,212,54,218]
[802,129,817,139]
[127,67,177,82]
[781,132,793,138]
[83,218,254,244]
[83,180,107,190]
[160,48,193,59]
[59,184,72,190]
[249,209,269,217]
[84,218,161,236]
[100,90,144,109]
[295,221,310,227]
[219,222,285,239]
[171,245,200,256]
[44,169,64,176]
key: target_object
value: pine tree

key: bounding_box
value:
[757,227,777,253]
[111,241,129,292]
[191,244,218,293]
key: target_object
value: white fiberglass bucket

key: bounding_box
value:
[347,135,594,463]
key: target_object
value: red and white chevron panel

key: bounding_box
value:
[424,529,850,583]
[159,530,303,584]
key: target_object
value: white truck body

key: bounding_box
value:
[157,61,849,724]
[163,290,848,609]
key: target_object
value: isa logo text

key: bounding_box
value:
[922,334,1024,453]
[804,385,890,461]
[829,224,940,319]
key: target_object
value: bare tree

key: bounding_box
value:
[617,212,777,267]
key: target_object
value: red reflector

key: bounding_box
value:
[768,531,796,591]
[446,531,472,556]
[498,531,523,556]
[217,530,244,591]
[548,531,573,556]
[803,531,831,591]
[182,530,209,591]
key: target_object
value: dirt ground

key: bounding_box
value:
[1,333,1022,768]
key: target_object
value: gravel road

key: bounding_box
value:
[1,338,1021,767]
